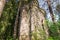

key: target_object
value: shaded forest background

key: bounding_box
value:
[0,0,60,40]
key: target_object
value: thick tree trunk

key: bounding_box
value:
[18,0,49,40]
[18,5,30,40]
[30,0,49,40]
[0,0,6,17]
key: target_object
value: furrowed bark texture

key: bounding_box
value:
[19,5,30,40]
[30,0,49,40]
[18,0,49,40]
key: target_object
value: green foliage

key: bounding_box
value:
[47,37,54,40]
[47,21,60,40]
[31,20,60,40]
[0,0,18,40]
[31,27,46,40]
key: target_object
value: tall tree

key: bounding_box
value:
[18,0,30,40]
[46,0,55,23]
[0,0,6,17]
[30,0,49,40]
[19,5,30,40]
[18,0,49,40]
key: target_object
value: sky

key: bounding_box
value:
[38,0,60,21]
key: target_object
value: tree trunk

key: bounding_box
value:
[30,0,49,40]
[13,0,21,40]
[46,0,55,23]
[18,0,49,40]
[0,0,6,17]
[18,5,30,40]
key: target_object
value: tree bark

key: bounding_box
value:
[0,0,6,17]
[18,5,30,40]
[30,0,49,40]
[46,0,55,23]
[13,0,21,40]
[18,0,49,40]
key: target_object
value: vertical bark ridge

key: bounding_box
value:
[19,4,30,40]
[13,1,21,40]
